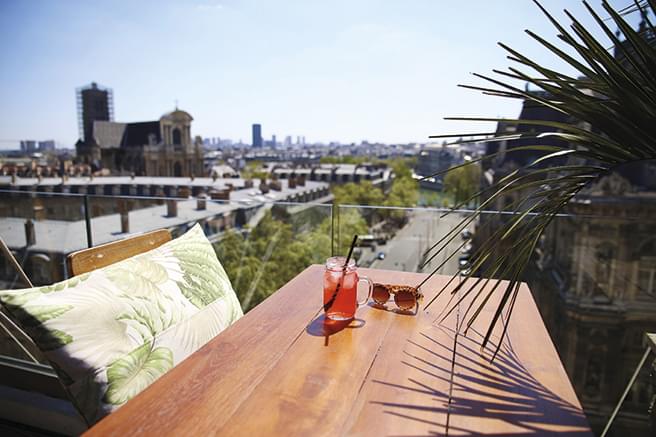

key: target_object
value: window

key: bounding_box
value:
[172,128,182,145]
[638,265,655,295]
[637,239,656,296]
[595,243,615,287]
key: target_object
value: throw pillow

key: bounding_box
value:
[0,224,243,425]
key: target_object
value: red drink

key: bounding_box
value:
[323,268,358,320]
[323,257,372,321]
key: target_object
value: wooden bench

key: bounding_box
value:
[0,229,173,435]
[67,229,171,276]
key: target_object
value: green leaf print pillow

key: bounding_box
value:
[0,224,243,426]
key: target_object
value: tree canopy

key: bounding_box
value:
[442,162,481,205]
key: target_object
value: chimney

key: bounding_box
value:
[269,180,282,191]
[25,219,36,246]
[259,182,270,194]
[288,177,297,189]
[197,193,207,210]
[190,174,195,181]
[118,199,130,233]
[11,173,16,184]
[33,198,46,221]
[120,211,130,233]
[167,200,178,217]
[297,176,306,187]
[209,189,230,201]
[244,179,254,188]
[178,186,191,198]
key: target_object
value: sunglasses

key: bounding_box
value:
[372,283,423,313]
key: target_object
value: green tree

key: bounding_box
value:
[442,163,481,205]
[386,157,415,179]
[385,176,419,208]
[214,210,334,312]
[319,156,368,165]
[332,181,384,206]
[240,161,268,180]
[331,208,369,256]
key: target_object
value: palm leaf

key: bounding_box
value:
[422,0,656,355]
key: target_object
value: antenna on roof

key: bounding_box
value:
[174,99,178,110]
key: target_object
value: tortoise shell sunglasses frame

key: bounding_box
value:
[372,283,423,314]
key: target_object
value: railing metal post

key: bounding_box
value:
[331,202,336,256]
[84,195,93,248]
[601,333,655,437]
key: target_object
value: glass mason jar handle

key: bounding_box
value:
[358,276,373,306]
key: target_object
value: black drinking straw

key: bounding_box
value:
[323,235,358,312]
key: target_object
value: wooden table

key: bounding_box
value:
[86,266,592,436]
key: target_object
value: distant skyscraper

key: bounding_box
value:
[20,140,37,153]
[272,134,277,148]
[252,124,262,148]
[76,82,114,142]
[284,136,292,147]
[38,140,55,151]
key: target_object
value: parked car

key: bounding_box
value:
[461,229,472,240]
[377,252,386,260]
[458,259,470,269]
[461,243,473,254]
[358,235,376,247]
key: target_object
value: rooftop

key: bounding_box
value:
[0,175,329,195]
[0,200,235,254]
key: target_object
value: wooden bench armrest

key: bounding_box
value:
[67,229,171,277]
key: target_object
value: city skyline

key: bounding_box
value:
[0,0,644,149]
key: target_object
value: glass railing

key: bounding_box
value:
[0,189,333,313]
[1,188,655,435]
[335,204,476,276]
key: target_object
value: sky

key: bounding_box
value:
[0,0,646,149]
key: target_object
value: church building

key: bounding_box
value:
[76,108,204,177]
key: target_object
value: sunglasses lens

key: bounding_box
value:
[394,290,416,311]
[372,285,390,304]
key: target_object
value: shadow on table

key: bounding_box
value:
[368,301,418,317]
[306,313,366,346]
[370,325,591,436]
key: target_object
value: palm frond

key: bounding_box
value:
[423,0,656,355]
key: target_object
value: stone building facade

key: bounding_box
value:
[76,109,204,177]
[477,92,656,434]
[527,172,656,436]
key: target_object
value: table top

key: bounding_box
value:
[86,266,592,436]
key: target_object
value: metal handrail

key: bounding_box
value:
[1,188,654,221]
[601,333,656,437]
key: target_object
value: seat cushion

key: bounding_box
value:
[0,224,243,425]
